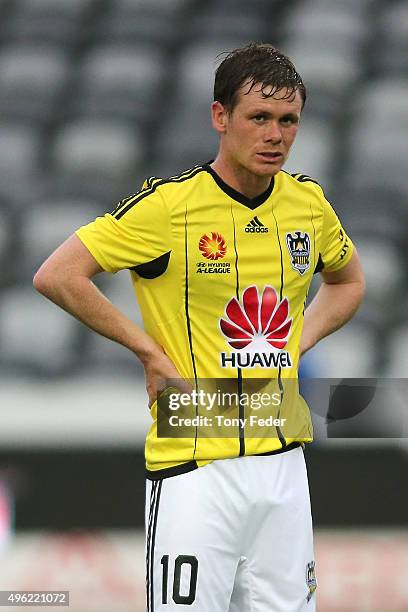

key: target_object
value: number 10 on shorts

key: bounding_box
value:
[161,555,199,605]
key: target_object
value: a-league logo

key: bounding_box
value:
[286,231,311,275]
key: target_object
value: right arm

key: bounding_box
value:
[33,233,185,404]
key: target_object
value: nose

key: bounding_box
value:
[265,121,282,144]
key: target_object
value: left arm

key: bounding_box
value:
[300,249,365,356]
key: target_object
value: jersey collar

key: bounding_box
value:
[204,162,275,210]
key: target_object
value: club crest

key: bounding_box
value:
[286,231,311,275]
[306,560,317,602]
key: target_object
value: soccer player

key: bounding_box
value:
[34,44,365,611]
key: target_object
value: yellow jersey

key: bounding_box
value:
[76,163,354,478]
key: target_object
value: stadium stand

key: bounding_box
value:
[85,271,145,375]
[0,122,42,201]
[49,117,145,203]
[21,198,103,280]
[0,45,70,125]
[94,0,196,47]
[375,0,408,76]
[72,44,166,124]
[4,0,97,47]
[0,285,80,376]
[0,0,405,381]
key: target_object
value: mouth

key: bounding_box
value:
[257,152,284,163]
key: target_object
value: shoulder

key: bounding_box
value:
[287,172,321,186]
[111,165,206,219]
[280,170,324,195]
[144,164,207,194]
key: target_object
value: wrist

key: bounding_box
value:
[300,329,318,357]
[135,340,163,367]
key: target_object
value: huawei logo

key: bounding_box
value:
[220,286,292,350]
[199,232,227,260]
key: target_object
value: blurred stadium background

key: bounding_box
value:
[0,0,407,609]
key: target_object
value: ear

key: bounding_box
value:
[211,101,229,134]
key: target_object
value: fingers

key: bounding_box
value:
[144,353,194,408]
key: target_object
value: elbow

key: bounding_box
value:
[354,249,366,305]
[354,276,366,314]
[33,269,47,295]
[33,266,56,297]
[358,272,366,304]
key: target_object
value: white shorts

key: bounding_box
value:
[145,446,316,611]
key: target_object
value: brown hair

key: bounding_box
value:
[214,42,306,112]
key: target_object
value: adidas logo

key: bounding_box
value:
[245,216,268,233]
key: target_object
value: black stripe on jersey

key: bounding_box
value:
[230,202,245,457]
[237,370,244,456]
[113,166,204,220]
[110,192,140,216]
[230,204,240,298]
[255,441,301,456]
[146,176,160,189]
[111,173,169,215]
[291,173,320,186]
[146,460,198,480]
[130,251,171,279]
[314,253,324,274]
[184,204,199,459]
[271,208,284,303]
[271,204,287,450]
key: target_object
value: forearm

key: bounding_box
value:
[34,273,159,363]
[33,234,186,402]
[300,279,364,355]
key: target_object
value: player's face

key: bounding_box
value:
[213,83,302,179]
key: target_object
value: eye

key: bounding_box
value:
[253,114,266,123]
[281,115,298,126]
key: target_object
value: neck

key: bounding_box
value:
[210,155,273,199]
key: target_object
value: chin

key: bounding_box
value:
[253,163,281,178]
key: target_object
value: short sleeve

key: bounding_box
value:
[75,183,170,273]
[320,198,354,272]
